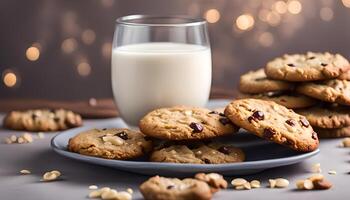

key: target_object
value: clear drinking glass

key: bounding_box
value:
[111,15,212,127]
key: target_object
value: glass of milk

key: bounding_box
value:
[112,15,212,127]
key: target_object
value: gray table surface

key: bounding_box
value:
[0,114,349,200]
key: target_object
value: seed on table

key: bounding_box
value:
[22,133,33,143]
[101,189,118,200]
[231,178,247,186]
[328,170,337,175]
[311,163,321,173]
[243,182,251,190]
[89,187,111,198]
[275,178,289,188]
[341,138,350,147]
[17,137,25,144]
[10,135,17,142]
[4,138,12,144]
[126,188,133,194]
[303,179,314,190]
[235,185,245,190]
[296,180,306,189]
[313,179,332,190]
[250,180,260,188]
[117,191,132,200]
[269,179,276,188]
[20,169,31,175]
[89,185,98,190]
[37,132,45,139]
[42,170,61,181]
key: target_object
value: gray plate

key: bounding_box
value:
[51,99,319,176]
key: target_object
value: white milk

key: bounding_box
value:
[111,42,212,126]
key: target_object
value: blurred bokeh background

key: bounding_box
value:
[1,0,350,101]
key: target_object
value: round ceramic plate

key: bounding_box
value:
[51,99,319,176]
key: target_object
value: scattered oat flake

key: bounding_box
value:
[311,163,322,173]
[341,138,350,147]
[37,132,45,139]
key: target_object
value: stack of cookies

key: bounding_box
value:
[238,52,350,138]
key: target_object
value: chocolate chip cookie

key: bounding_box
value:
[238,91,317,109]
[296,105,350,128]
[68,128,153,160]
[150,142,245,164]
[314,126,350,138]
[3,109,82,132]
[297,79,350,105]
[139,106,238,140]
[194,173,227,193]
[139,176,212,200]
[265,52,350,81]
[239,68,293,94]
[224,99,319,152]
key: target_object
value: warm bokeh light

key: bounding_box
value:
[101,42,112,59]
[258,32,274,47]
[320,7,334,21]
[204,9,221,23]
[25,46,40,61]
[81,29,96,45]
[77,62,91,77]
[258,9,269,22]
[288,0,302,14]
[61,38,78,54]
[266,12,281,26]
[274,1,288,14]
[236,14,255,31]
[3,71,17,87]
[342,0,350,8]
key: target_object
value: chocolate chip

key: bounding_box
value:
[312,132,318,140]
[263,128,276,139]
[189,122,203,133]
[321,63,328,67]
[287,63,295,67]
[144,136,152,141]
[31,113,38,120]
[115,131,128,140]
[53,117,60,122]
[219,118,231,125]
[218,146,232,154]
[285,119,296,126]
[204,158,211,164]
[167,185,175,190]
[209,111,219,114]
[219,113,226,117]
[248,111,264,122]
[308,56,316,60]
[300,118,310,127]
[102,128,107,131]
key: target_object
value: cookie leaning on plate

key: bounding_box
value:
[139,106,239,140]
[224,99,319,152]
[239,68,293,94]
[265,52,350,81]
[150,142,245,164]
[296,105,350,129]
[297,79,350,105]
[3,109,82,132]
[139,176,213,200]
[68,128,153,160]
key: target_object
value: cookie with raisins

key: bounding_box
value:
[224,99,319,152]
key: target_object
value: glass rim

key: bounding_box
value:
[116,15,207,27]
